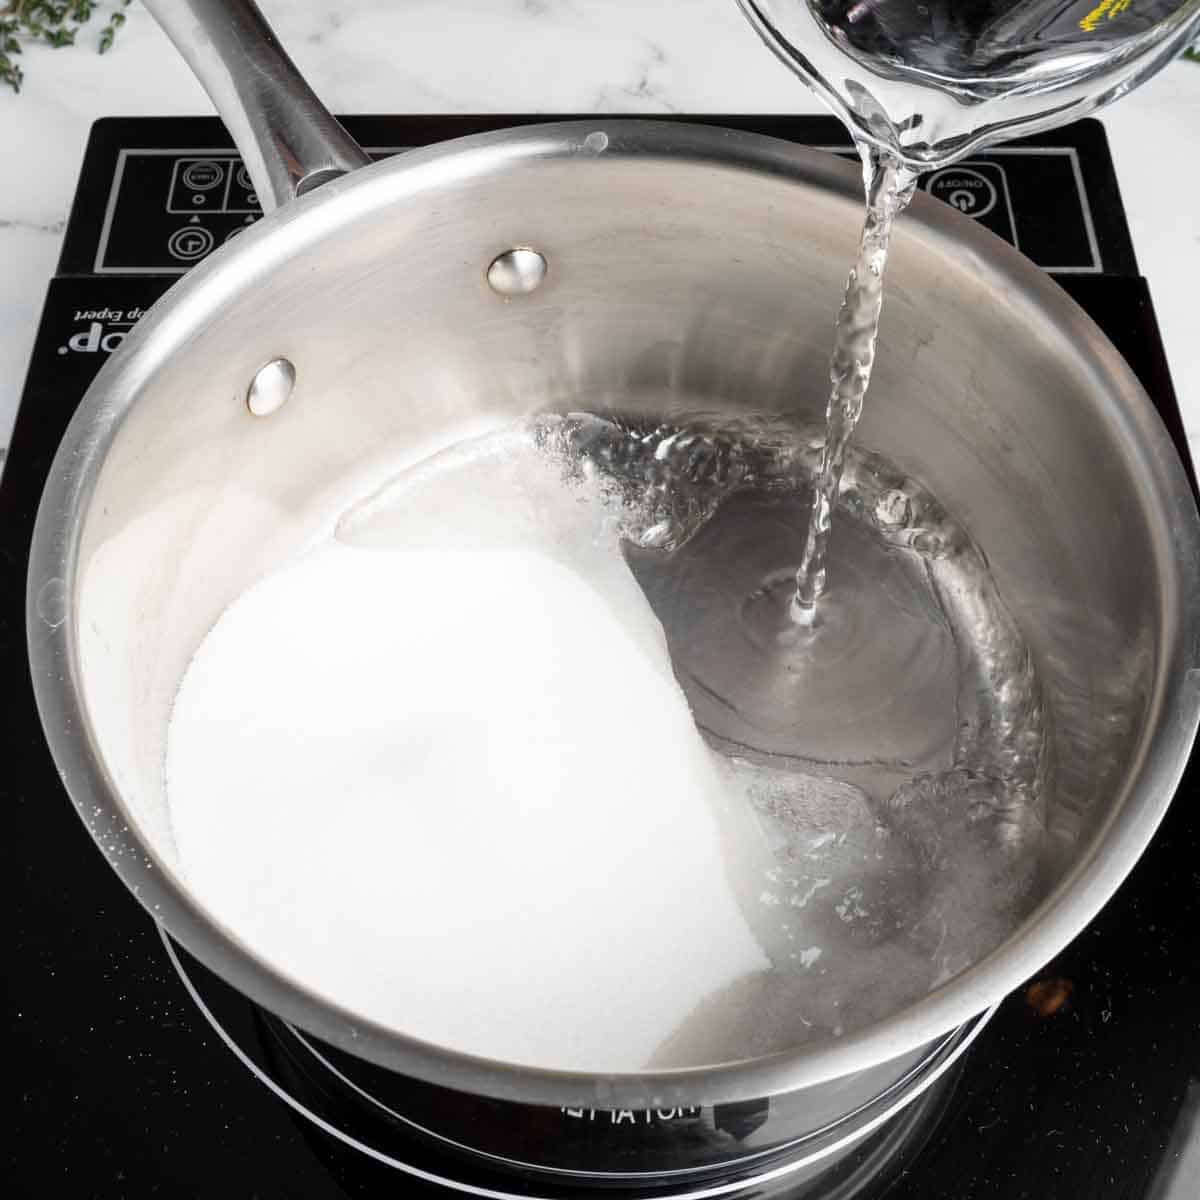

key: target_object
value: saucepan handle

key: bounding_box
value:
[141,0,371,212]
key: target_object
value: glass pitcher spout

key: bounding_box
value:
[737,0,1200,168]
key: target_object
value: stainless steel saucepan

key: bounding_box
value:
[27,0,1200,1133]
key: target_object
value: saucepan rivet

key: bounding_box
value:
[246,357,296,417]
[486,248,547,297]
[35,577,68,629]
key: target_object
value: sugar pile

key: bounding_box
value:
[165,438,773,1071]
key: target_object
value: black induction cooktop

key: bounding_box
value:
[5,115,1199,1199]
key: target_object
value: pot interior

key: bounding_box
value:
[57,125,1190,1083]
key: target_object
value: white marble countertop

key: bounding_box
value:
[2,0,1198,466]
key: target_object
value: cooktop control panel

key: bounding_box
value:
[62,115,1136,279]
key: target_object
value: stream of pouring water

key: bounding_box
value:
[792,147,918,623]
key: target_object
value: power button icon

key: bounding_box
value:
[168,225,215,261]
[924,166,998,219]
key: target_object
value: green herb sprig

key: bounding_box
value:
[1,1,131,94]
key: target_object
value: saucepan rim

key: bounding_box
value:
[26,120,1200,1109]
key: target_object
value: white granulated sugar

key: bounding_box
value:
[166,440,770,1071]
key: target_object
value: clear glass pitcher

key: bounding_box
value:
[737,0,1200,168]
